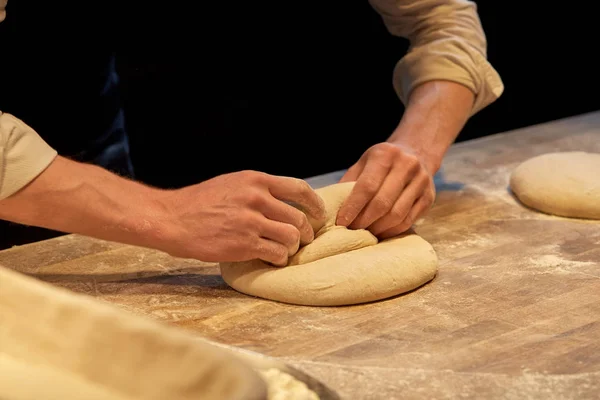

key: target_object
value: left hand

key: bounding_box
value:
[336,142,436,239]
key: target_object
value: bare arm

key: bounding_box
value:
[0,113,160,245]
[0,115,326,265]
[0,154,170,250]
[372,0,504,173]
[337,0,503,236]
[388,80,474,173]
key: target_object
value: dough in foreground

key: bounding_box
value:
[510,151,600,219]
[259,368,319,400]
[0,266,267,400]
[220,182,438,306]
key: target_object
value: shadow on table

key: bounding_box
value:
[434,169,465,192]
[305,168,465,193]
[30,271,248,299]
[29,269,230,290]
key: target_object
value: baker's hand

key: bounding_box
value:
[158,171,326,266]
[336,142,435,239]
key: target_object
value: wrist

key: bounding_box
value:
[389,137,443,174]
[387,80,475,174]
[114,187,174,250]
[119,188,189,255]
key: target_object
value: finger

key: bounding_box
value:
[369,171,430,236]
[339,161,365,183]
[378,195,432,240]
[252,238,290,267]
[336,160,391,227]
[258,218,301,257]
[349,163,419,230]
[266,176,326,226]
[260,198,314,245]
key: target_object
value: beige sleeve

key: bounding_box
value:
[369,0,504,116]
[0,112,58,200]
[0,4,59,200]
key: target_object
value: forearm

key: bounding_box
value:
[0,156,170,249]
[387,80,474,173]
[370,0,503,118]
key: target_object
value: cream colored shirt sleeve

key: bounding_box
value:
[1,3,58,200]
[0,112,58,200]
[369,0,504,116]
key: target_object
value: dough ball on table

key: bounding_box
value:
[510,152,600,219]
[220,182,438,306]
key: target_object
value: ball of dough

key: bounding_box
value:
[220,182,438,306]
[510,152,600,219]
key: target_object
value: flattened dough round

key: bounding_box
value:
[510,152,600,219]
[220,182,438,306]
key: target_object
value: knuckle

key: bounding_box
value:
[293,212,310,231]
[424,193,435,206]
[418,169,432,184]
[404,155,421,171]
[371,196,394,213]
[247,237,263,256]
[239,170,267,184]
[238,169,256,180]
[429,185,437,199]
[337,207,357,226]
[371,142,394,155]
[274,246,289,266]
[360,177,380,194]
[390,204,408,219]
[244,190,266,207]
[239,210,260,230]
[294,178,313,192]
[414,166,426,179]
[371,148,389,160]
[286,225,301,245]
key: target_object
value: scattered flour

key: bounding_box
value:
[527,253,597,275]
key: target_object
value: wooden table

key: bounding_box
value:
[2,111,600,399]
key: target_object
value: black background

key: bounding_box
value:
[0,1,598,248]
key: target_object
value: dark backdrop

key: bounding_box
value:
[0,1,597,248]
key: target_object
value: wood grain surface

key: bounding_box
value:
[2,112,600,399]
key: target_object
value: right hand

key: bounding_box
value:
[156,170,326,266]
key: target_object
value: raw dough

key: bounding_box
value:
[259,368,319,400]
[0,266,267,400]
[220,182,438,306]
[510,151,600,219]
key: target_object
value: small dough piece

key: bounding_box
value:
[510,152,600,219]
[288,226,377,266]
[220,182,438,306]
[258,368,319,400]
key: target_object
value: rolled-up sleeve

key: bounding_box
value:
[0,112,58,200]
[369,0,504,116]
